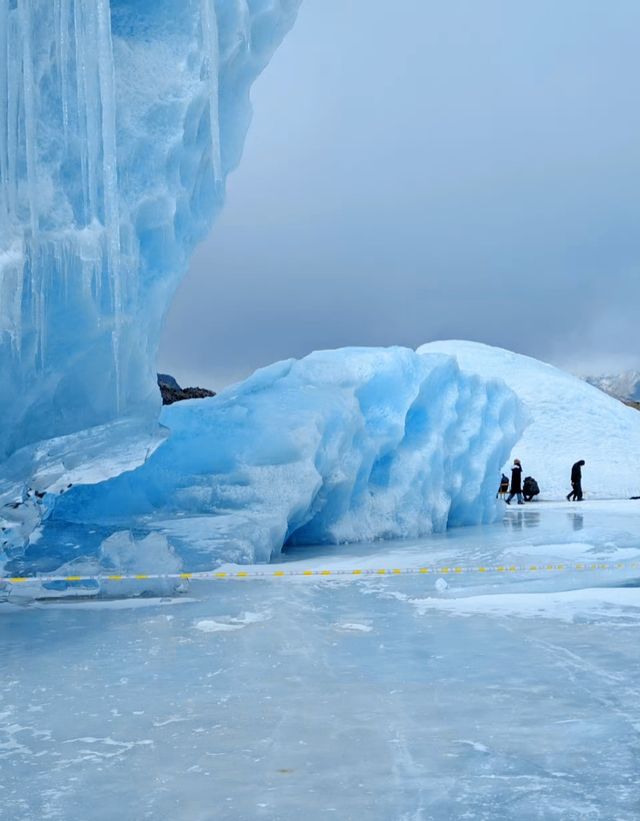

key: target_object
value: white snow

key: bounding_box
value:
[334,622,373,633]
[194,611,271,633]
[418,340,640,500]
[405,587,640,623]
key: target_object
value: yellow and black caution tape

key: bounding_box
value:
[1,561,639,586]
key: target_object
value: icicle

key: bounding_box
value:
[201,0,223,187]
[5,11,19,220]
[54,0,62,112]
[73,0,91,225]
[15,0,46,366]
[95,0,123,414]
[59,0,71,135]
[0,0,9,225]
[16,0,38,238]
[83,1,101,226]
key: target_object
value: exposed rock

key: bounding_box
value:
[157,374,215,406]
[157,373,181,391]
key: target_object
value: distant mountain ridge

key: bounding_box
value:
[583,372,640,404]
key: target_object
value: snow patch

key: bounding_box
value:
[406,587,640,623]
[194,611,271,633]
[418,340,640,500]
[334,622,373,633]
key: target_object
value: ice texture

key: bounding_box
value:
[3,502,640,820]
[0,0,300,462]
[51,347,525,569]
[419,340,640,500]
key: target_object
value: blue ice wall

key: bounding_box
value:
[0,0,300,461]
[53,348,526,567]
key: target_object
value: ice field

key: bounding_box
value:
[2,2,640,818]
[2,500,640,821]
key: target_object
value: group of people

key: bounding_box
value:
[500,458,585,504]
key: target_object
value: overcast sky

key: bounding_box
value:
[158,0,640,389]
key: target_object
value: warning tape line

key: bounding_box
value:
[1,561,639,586]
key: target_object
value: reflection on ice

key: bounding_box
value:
[502,508,541,529]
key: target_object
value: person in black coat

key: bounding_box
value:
[505,459,524,505]
[567,460,585,501]
[522,476,540,502]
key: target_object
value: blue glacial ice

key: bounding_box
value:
[0,0,300,464]
[42,347,526,574]
[0,2,527,576]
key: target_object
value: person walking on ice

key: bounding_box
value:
[567,459,585,501]
[505,459,524,505]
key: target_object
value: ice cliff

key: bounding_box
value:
[48,348,525,570]
[0,0,300,463]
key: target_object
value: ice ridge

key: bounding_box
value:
[50,347,526,569]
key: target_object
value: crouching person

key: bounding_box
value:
[522,476,540,502]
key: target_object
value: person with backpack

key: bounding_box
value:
[522,476,540,502]
[505,459,524,505]
[567,460,585,501]
[497,473,509,497]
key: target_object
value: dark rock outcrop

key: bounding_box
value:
[157,373,181,391]
[157,374,215,406]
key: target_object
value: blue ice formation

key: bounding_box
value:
[0,0,300,463]
[52,348,525,568]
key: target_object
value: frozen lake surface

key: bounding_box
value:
[2,501,640,820]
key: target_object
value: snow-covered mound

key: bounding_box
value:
[0,0,300,462]
[418,341,640,500]
[51,348,525,567]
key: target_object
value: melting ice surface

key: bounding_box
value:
[2,501,640,820]
[9,346,525,579]
[0,0,300,462]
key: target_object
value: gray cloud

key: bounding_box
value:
[159,0,640,389]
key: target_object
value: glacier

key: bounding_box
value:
[0,0,300,462]
[0,3,529,577]
[2,6,640,816]
[7,346,525,579]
